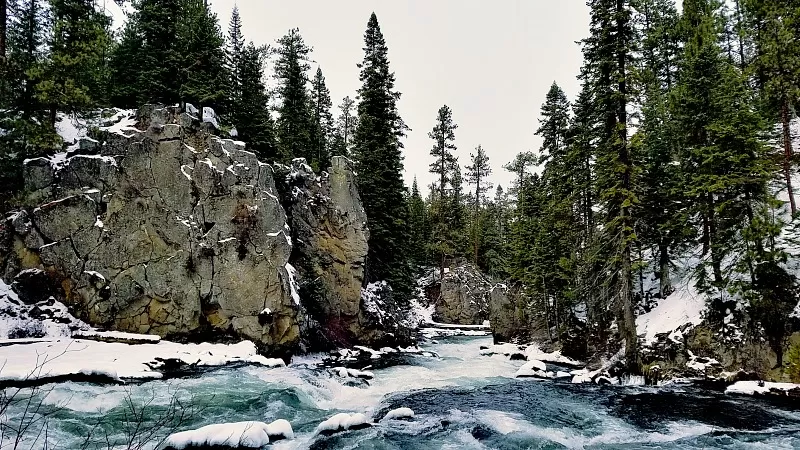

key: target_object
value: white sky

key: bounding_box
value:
[212,1,591,195]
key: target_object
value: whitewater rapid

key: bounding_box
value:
[7,335,800,449]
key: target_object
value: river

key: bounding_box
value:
[6,335,800,449]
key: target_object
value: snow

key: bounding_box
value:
[383,407,415,421]
[0,339,284,383]
[0,281,91,339]
[316,412,371,434]
[180,164,193,181]
[202,107,219,129]
[164,419,293,449]
[480,343,582,367]
[260,308,272,315]
[186,103,199,116]
[332,367,375,379]
[523,343,581,366]
[515,360,552,378]
[726,381,800,396]
[686,351,721,373]
[73,330,161,343]
[284,263,301,305]
[636,279,705,344]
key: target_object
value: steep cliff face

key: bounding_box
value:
[278,158,412,349]
[1,107,301,356]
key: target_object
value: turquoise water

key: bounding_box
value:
[5,335,800,449]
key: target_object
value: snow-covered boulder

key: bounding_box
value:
[316,412,371,435]
[515,360,552,378]
[163,419,293,449]
[382,407,415,421]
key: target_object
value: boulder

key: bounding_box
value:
[2,106,300,357]
[418,263,493,325]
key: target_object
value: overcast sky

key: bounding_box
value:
[210,1,590,196]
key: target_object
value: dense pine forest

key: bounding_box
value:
[1,0,800,377]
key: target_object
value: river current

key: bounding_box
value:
[8,335,800,449]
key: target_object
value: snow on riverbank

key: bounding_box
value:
[726,381,800,396]
[636,279,705,345]
[479,342,582,367]
[0,339,284,384]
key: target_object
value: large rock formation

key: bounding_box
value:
[1,107,300,356]
[278,158,411,348]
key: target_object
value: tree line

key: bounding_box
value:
[408,0,800,370]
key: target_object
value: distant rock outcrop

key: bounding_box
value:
[416,263,497,326]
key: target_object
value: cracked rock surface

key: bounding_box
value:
[1,106,299,357]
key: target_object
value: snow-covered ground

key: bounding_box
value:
[0,339,285,383]
[636,278,705,345]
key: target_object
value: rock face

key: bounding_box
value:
[1,106,300,357]
[278,158,411,348]
[416,263,494,326]
[488,284,530,343]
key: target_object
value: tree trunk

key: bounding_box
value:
[542,279,552,342]
[658,241,671,298]
[782,99,796,215]
[616,0,637,370]
[0,0,6,62]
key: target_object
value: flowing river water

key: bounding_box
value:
[7,335,800,449]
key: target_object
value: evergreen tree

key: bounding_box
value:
[634,0,688,298]
[581,0,639,367]
[1,0,7,61]
[744,0,800,215]
[331,95,357,157]
[36,0,113,124]
[407,177,430,268]
[428,104,458,280]
[177,0,228,117]
[310,66,333,170]
[225,5,244,107]
[234,43,277,160]
[111,0,183,108]
[274,27,313,163]
[465,145,492,265]
[672,0,771,292]
[352,13,413,299]
[0,0,57,204]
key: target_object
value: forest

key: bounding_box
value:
[1,0,800,375]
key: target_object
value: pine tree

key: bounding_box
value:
[331,95,357,157]
[177,0,228,117]
[1,0,7,61]
[465,145,492,265]
[36,0,113,124]
[428,104,458,280]
[234,43,277,161]
[745,0,800,215]
[672,0,771,293]
[352,13,413,299]
[225,5,244,107]
[0,0,57,204]
[634,0,688,298]
[111,0,183,108]
[274,28,313,163]
[407,177,430,268]
[310,66,333,170]
[581,0,639,367]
